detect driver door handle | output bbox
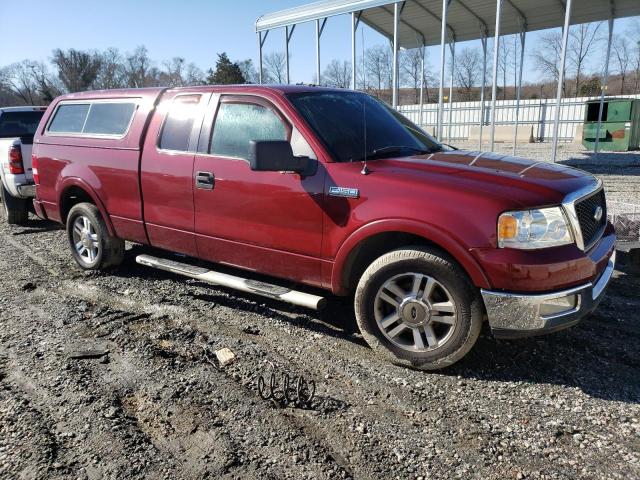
[195,171,215,190]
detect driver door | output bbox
[192,94,325,287]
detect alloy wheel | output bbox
[374,272,457,352]
[72,215,101,264]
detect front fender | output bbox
[331,218,491,294]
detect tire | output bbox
[66,202,124,270]
[1,184,29,225]
[354,247,483,370]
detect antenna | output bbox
[361,27,370,175]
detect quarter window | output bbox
[211,102,287,160]
[47,101,137,136]
[83,103,136,135]
[48,104,90,133]
[159,95,201,152]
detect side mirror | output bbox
[249,140,313,175]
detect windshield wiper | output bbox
[350,145,434,162]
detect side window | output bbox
[211,102,287,160]
[48,104,90,133]
[83,103,136,135]
[47,101,137,136]
[159,95,202,152]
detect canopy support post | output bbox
[437,0,451,141]
[489,0,504,152]
[448,41,456,141]
[513,28,527,155]
[315,18,327,85]
[285,25,295,84]
[419,45,425,127]
[258,30,269,84]
[351,12,362,90]
[479,34,487,150]
[550,0,573,163]
[595,15,614,153]
[392,2,401,107]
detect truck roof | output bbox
[51,84,348,103]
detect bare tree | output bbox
[264,52,286,84]
[531,31,565,95]
[532,23,603,97]
[497,38,513,99]
[124,46,158,88]
[51,48,102,92]
[161,57,187,87]
[568,22,602,97]
[183,63,205,86]
[401,47,428,103]
[0,60,60,104]
[612,36,631,94]
[633,42,640,94]
[454,47,482,101]
[365,45,392,100]
[237,59,259,84]
[322,59,351,89]
[94,48,126,90]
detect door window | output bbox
[159,95,202,152]
[210,102,287,160]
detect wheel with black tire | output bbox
[354,247,484,370]
[66,202,124,270]
[1,184,29,225]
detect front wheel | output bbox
[354,247,483,370]
[66,202,124,270]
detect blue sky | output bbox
[0,0,637,85]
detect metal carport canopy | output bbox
[255,0,640,48]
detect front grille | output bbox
[574,189,607,248]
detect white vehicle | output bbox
[0,106,47,224]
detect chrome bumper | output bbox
[16,184,36,197]
[481,251,616,339]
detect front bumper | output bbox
[482,250,615,339]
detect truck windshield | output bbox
[286,91,442,162]
[0,111,44,137]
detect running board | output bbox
[135,254,326,311]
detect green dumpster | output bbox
[582,98,640,151]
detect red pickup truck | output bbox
[32,85,615,369]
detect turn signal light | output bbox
[498,214,518,240]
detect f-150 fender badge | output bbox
[329,186,360,199]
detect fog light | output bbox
[539,294,578,318]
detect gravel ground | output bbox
[1,146,639,479]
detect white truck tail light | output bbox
[8,144,24,174]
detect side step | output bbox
[136,254,326,311]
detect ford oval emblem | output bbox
[593,206,603,222]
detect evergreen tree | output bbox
[206,53,246,85]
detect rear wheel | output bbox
[66,202,124,270]
[354,247,483,370]
[1,184,29,225]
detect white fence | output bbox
[398,94,640,143]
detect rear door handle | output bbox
[195,171,214,190]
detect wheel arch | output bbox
[331,219,491,295]
[58,178,116,236]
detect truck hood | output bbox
[368,150,598,208]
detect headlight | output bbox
[498,207,573,249]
